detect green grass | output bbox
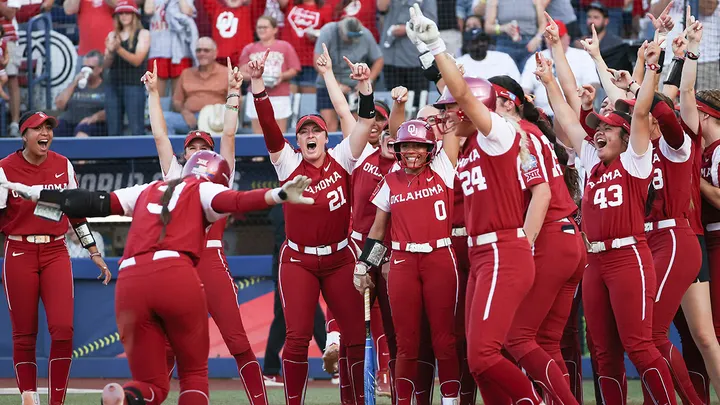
[0,380,661,404]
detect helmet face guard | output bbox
[181,150,232,186]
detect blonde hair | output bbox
[504,115,533,170]
[113,13,143,47]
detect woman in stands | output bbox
[251,49,375,405]
[409,7,552,401]
[2,152,312,405]
[537,33,678,403]
[143,59,270,404]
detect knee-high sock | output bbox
[235,350,268,405]
[49,339,73,405]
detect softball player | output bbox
[143,60,269,404]
[488,75,584,405]
[3,151,313,405]
[252,49,375,405]
[354,119,461,405]
[408,10,552,401]
[0,111,110,405]
[537,41,678,403]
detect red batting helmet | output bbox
[393,120,436,168]
[434,76,497,111]
[181,150,232,186]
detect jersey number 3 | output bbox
[147,183,187,214]
[593,185,623,209]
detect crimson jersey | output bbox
[113,178,230,264]
[522,120,578,222]
[701,137,720,228]
[351,146,396,235]
[272,138,357,246]
[682,120,704,235]
[457,113,547,237]
[452,174,464,228]
[0,151,82,236]
[644,134,694,224]
[372,149,455,244]
[202,0,260,61]
[580,140,653,242]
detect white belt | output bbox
[206,239,222,248]
[587,236,637,254]
[706,222,720,232]
[8,235,64,244]
[287,239,349,256]
[644,219,681,232]
[351,231,364,241]
[468,228,526,247]
[391,237,451,253]
[556,218,571,223]
[119,250,181,270]
[451,227,467,237]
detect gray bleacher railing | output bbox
[26,12,53,112]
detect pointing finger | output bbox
[591,24,598,39]
[343,56,355,69]
[661,0,673,18]
[227,56,232,70]
[262,48,270,64]
[322,43,329,56]
[153,59,157,76]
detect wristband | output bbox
[646,63,661,71]
[494,24,500,35]
[427,38,447,56]
[226,93,240,100]
[421,61,442,86]
[73,222,97,249]
[225,104,239,111]
[358,92,376,119]
[253,90,268,99]
[626,80,637,91]
[663,57,684,87]
[271,187,288,203]
[657,50,665,73]
[90,252,102,258]
[686,50,700,60]
[418,51,435,70]
[359,238,387,267]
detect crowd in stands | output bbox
[0,0,718,136]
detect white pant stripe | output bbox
[631,245,647,321]
[655,229,677,303]
[483,243,500,321]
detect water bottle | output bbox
[78,66,93,89]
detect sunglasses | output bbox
[196,48,213,53]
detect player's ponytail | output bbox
[158,178,183,243]
[505,115,533,170]
[554,143,582,206]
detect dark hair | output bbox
[297,0,324,7]
[645,184,656,217]
[697,89,720,111]
[655,91,674,111]
[553,143,582,205]
[158,178,183,243]
[375,100,390,118]
[257,15,278,28]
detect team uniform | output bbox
[101,173,275,405]
[458,113,545,402]
[642,102,703,405]
[579,128,678,405]
[504,121,585,405]
[256,95,365,405]
[371,148,460,404]
[161,155,267,404]
[0,150,85,405]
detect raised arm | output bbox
[221,57,243,172]
[580,24,626,104]
[631,41,661,155]
[141,61,175,175]
[344,57,375,159]
[544,12,581,115]
[535,53,585,153]
[389,86,408,137]
[250,49,285,163]
[442,119,460,166]
[680,6,703,135]
[315,43,355,138]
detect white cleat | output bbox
[441,397,459,405]
[102,383,125,405]
[21,391,40,405]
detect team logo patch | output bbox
[407,124,417,135]
[524,168,541,183]
[287,7,320,38]
[520,154,538,172]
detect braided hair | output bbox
[157,178,183,243]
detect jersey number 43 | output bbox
[593,184,623,209]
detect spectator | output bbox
[15,0,52,23]
[582,2,632,71]
[264,0,286,29]
[145,0,197,97]
[437,0,461,56]
[55,51,107,138]
[1,0,20,137]
[201,0,262,64]
[239,16,300,134]
[63,0,115,67]
[456,25,520,81]
[327,0,380,41]
[166,37,229,133]
[313,16,383,131]
[378,0,437,99]
[66,228,106,258]
[545,0,582,40]
[0,26,9,102]
[578,0,626,36]
[484,0,547,69]
[457,0,474,31]
[103,0,150,136]
[520,19,599,116]
[281,0,330,93]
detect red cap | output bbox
[697,96,720,120]
[614,98,636,113]
[585,111,632,133]
[184,130,215,149]
[375,103,389,121]
[296,115,328,133]
[549,20,568,37]
[492,84,522,107]
[114,0,140,14]
[20,111,58,134]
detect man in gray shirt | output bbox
[378,0,437,98]
[314,17,384,132]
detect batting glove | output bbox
[0,180,42,202]
[405,23,430,54]
[353,262,375,293]
[272,175,314,205]
[408,4,446,55]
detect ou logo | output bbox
[216,11,239,38]
[407,124,417,135]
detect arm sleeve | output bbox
[652,99,684,150]
[580,108,595,137]
[681,118,702,143]
[206,185,271,220]
[255,93,287,153]
[67,160,89,227]
[371,180,391,213]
